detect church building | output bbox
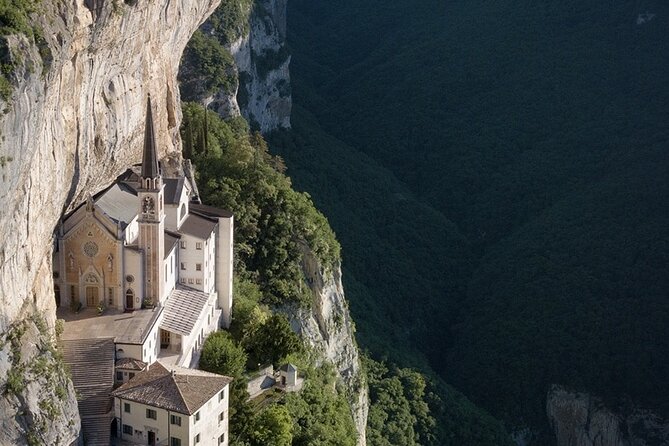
[53,96,234,369]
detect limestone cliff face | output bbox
[230,0,291,132]
[547,386,669,446]
[284,246,368,446]
[0,0,218,443]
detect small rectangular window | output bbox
[129,372,135,379]
[124,403,131,413]
[196,278,202,285]
[170,438,182,446]
[123,424,133,435]
[180,277,186,284]
[146,408,157,420]
[170,414,181,426]
[180,262,186,270]
[194,433,200,444]
[219,433,225,444]
[180,241,186,249]
[116,371,123,381]
[188,278,194,284]
[196,242,202,250]
[196,263,202,271]
[219,411,224,423]
[219,389,225,401]
[195,411,200,422]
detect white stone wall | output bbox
[178,233,209,291]
[114,385,229,445]
[163,247,178,299]
[124,247,144,308]
[215,217,234,328]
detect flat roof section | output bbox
[58,307,163,345]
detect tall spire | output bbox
[141,95,160,179]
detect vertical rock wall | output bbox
[230,0,292,132]
[547,386,669,446]
[286,246,369,446]
[0,0,219,443]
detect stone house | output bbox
[111,363,231,446]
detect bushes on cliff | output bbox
[283,364,358,446]
[0,0,38,37]
[181,102,340,307]
[179,31,237,100]
[206,0,253,46]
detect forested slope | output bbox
[280,0,669,441]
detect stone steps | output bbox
[60,338,115,445]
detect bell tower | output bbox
[137,95,165,306]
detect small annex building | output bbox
[111,362,232,446]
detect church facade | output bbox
[53,97,234,369]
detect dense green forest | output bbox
[180,100,512,444]
[277,0,669,441]
[181,104,358,445]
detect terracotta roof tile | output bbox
[115,358,147,371]
[111,362,231,415]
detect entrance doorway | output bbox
[85,286,99,307]
[54,285,60,307]
[148,431,156,446]
[160,329,170,349]
[126,289,134,310]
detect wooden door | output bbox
[126,290,134,309]
[86,287,98,307]
[148,431,155,446]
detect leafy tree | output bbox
[244,313,302,366]
[200,331,247,378]
[248,405,293,446]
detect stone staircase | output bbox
[60,338,115,446]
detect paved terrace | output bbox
[57,307,162,344]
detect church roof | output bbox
[189,203,233,219]
[163,177,188,205]
[111,362,231,415]
[178,214,217,239]
[95,183,138,228]
[160,288,211,337]
[141,96,160,179]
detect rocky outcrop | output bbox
[0,0,218,443]
[547,386,669,446]
[286,246,369,446]
[231,0,291,132]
